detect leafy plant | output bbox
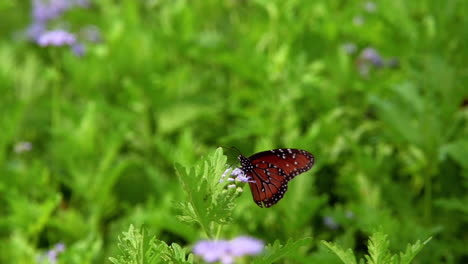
[322,232,432,264]
[109,225,193,264]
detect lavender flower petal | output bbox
[37,30,76,46]
[193,240,230,263]
[361,47,384,67]
[55,243,66,252]
[229,236,264,256]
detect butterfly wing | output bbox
[243,149,315,207]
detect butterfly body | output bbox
[238,148,315,208]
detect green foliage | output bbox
[253,238,313,264]
[1,0,466,263]
[175,148,241,238]
[109,225,193,264]
[322,232,432,264]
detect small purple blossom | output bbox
[194,240,231,263]
[32,0,89,22]
[364,1,377,13]
[235,174,254,183]
[193,236,264,264]
[32,0,68,22]
[229,236,265,256]
[360,47,384,67]
[220,167,254,184]
[80,25,101,43]
[14,141,32,153]
[37,30,76,46]
[342,42,357,55]
[23,0,99,57]
[55,243,65,252]
[345,210,355,219]
[231,168,243,176]
[71,43,86,56]
[323,216,339,230]
[38,243,66,264]
[353,15,364,26]
[26,22,46,40]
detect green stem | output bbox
[215,224,222,240]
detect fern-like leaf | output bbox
[321,240,357,264]
[253,238,312,264]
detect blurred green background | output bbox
[0,0,467,263]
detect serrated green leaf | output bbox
[175,148,240,237]
[322,240,357,264]
[253,238,312,264]
[398,237,432,264]
[365,232,391,264]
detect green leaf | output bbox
[366,232,392,264]
[322,233,431,264]
[441,139,468,169]
[109,225,193,264]
[253,238,312,264]
[175,148,241,237]
[398,237,432,264]
[321,241,357,264]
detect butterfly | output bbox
[238,148,315,207]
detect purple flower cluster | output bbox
[37,243,65,264]
[37,30,76,46]
[26,0,100,56]
[341,43,399,77]
[220,167,254,188]
[193,236,264,264]
[356,47,399,77]
[14,141,33,154]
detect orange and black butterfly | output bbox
[238,149,315,208]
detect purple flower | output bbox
[345,210,355,219]
[47,250,58,263]
[232,169,254,183]
[360,47,384,67]
[193,236,264,264]
[220,167,254,184]
[37,30,76,46]
[80,25,101,43]
[364,1,377,13]
[38,243,66,264]
[32,0,69,22]
[14,141,32,154]
[229,236,265,256]
[26,22,46,40]
[194,240,231,263]
[323,216,339,230]
[342,42,357,55]
[55,243,65,252]
[353,15,364,26]
[71,43,86,56]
